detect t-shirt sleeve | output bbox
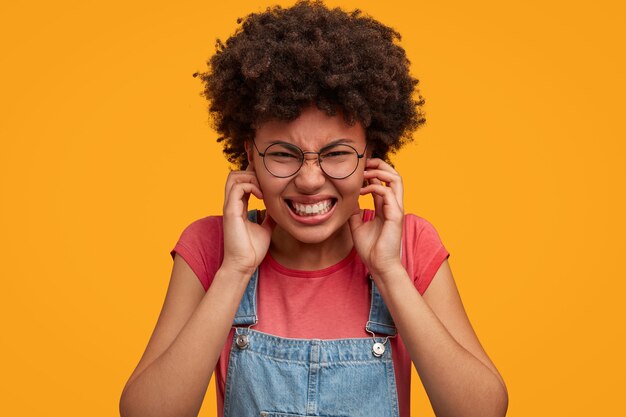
[169,216,224,291]
[403,214,450,295]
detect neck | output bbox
[269,223,355,271]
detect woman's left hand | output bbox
[349,158,404,277]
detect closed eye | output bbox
[267,152,300,159]
[322,151,352,158]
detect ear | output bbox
[365,142,373,159]
[244,141,254,167]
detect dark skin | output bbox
[120,107,508,417]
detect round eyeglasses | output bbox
[252,141,367,179]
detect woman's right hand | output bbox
[221,164,274,276]
[120,163,273,417]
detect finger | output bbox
[225,170,260,188]
[363,169,403,210]
[364,177,385,214]
[241,191,251,218]
[364,159,401,188]
[225,171,261,203]
[363,169,401,185]
[361,183,399,200]
[223,182,264,217]
[360,183,403,221]
[365,158,399,174]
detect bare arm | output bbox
[119,255,253,417]
[120,166,273,417]
[350,158,507,417]
[374,260,508,417]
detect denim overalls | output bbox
[222,211,400,417]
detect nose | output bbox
[293,154,325,192]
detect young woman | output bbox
[120,2,508,417]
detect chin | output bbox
[287,226,339,244]
[271,209,349,245]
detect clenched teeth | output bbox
[290,199,334,216]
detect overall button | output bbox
[236,334,249,349]
[372,342,385,357]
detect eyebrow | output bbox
[266,138,355,147]
[324,138,355,146]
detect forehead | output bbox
[254,106,365,149]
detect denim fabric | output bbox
[223,330,399,417]
[223,210,400,417]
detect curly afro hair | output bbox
[195,0,425,169]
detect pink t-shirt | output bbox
[170,210,449,417]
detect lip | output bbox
[283,197,338,225]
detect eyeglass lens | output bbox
[262,143,361,179]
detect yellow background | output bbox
[1,0,624,415]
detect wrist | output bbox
[217,261,257,283]
[369,261,407,285]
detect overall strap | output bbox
[232,209,399,336]
[365,243,401,336]
[232,210,260,327]
[365,278,397,336]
